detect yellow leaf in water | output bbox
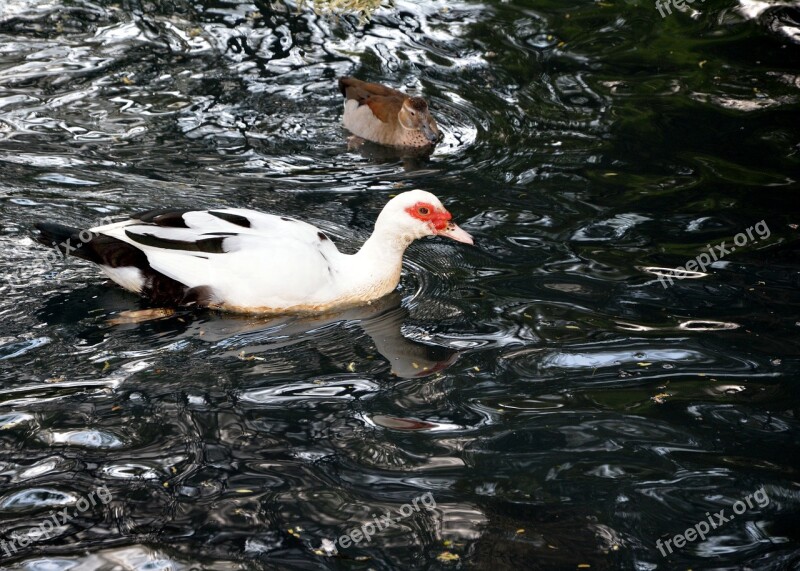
[637,362,652,367]
[651,393,671,404]
[516,528,525,534]
[437,552,460,562]
[347,362,356,372]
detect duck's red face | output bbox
[405,201,473,244]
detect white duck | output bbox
[34,190,474,314]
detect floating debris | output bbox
[299,0,384,22]
[316,538,337,556]
[651,393,671,404]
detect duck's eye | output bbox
[418,206,430,216]
[409,111,416,116]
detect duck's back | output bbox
[91,209,344,311]
[338,77,406,145]
[338,76,405,101]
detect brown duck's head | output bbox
[398,96,440,145]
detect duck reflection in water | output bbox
[189,292,458,378]
[39,289,458,379]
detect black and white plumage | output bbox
[34,190,474,314]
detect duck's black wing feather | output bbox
[34,221,212,306]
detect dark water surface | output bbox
[1,0,800,568]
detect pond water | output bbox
[1,0,799,569]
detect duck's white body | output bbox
[35,190,473,314]
[343,99,396,146]
[92,209,404,313]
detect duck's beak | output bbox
[420,121,439,145]
[439,222,474,245]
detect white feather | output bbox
[100,265,145,293]
[343,99,393,145]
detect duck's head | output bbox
[398,97,440,145]
[376,190,473,246]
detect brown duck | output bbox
[338,77,440,148]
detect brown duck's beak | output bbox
[420,121,439,145]
[439,222,474,245]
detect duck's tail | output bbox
[34,221,215,307]
[338,76,354,98]
[34,222,98,262]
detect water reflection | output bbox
[38,287,458,379]
[1,0,800,568]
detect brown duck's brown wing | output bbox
[338,77,404,123]
[339,76,404,98]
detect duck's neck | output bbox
[340,224,409,301]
